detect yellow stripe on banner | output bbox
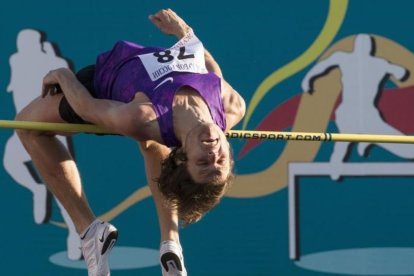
[242,0,348,129]
[2,120,414,144]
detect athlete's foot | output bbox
[81,220,118,276]
[160,240,187,276]
[32,184,51,224]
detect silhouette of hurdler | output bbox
[302,33,411,180]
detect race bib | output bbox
[138,30,208,81]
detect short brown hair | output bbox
[157,147,234,226]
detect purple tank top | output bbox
[93,40,226,147]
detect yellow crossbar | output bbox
[1,120,414,144]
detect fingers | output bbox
[42,83,57,98]
[149,8,176,25]
[42,71,53,97]
[42,84,63,98]
[148,14,162,28]
[41,69,62,98]
[149,8,189,38]
[152,8,173,18]
[148,13,160,24]
[41,84,52,98]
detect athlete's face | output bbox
[184,123,231,183]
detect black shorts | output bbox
[58,65,96,124]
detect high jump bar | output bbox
[1,120,414,144]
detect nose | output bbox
[207,151,217,162]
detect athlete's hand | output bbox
[42,68,72,98]
[149,9,191,39]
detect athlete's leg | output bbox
[16,93,95,233]
[17,90,118,276]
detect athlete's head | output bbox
[157,123,234,225]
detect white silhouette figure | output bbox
[4,29,81,260]
[302,34,411,180]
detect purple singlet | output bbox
[93,40,226,147]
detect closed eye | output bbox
[196,159,209,166]
[217,157,226,165]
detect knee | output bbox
[15,105,32,121]
[15,127,34,144]
[14,106,49,140]
[15,109,32,137]
[14,112,30,141]
[14,114,46,143]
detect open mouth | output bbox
[198,124,222,146]
[201,138,219,146]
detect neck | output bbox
[173,89,213,144]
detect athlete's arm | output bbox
[192,25,244,128]
[138,141,180,238]
[203,47,245,128]
[42,68,151,139]
[149,9,220,73]
[149,9,245,128]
